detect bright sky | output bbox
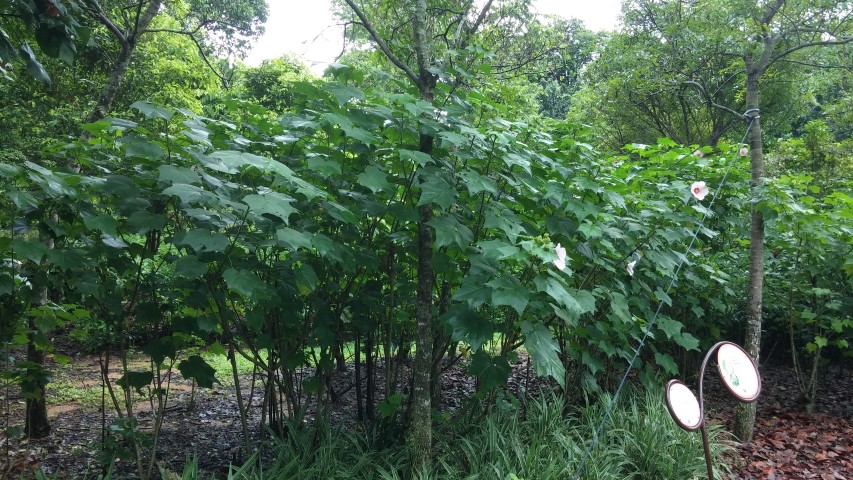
[245,0,623,70]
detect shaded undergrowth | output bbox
[104,386,732,480]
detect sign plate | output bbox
[665,380,702,431]
[716,343,760,402]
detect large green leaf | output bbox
[131,100,173,120]
[120,135,164,159]
[486,275,530,315]
[458,169,499,196]
[521,321,565,388]
[116,371,154,395]
[608,292,633,324]
[452,276,492,308]
[484,205,525,241]
[357,165,391,193]
[178,355,218,388]
[162,184,216,204]
[243,192,296,223]
[324,201,359,224]
[12,238,49,263]
[180,228,230,252]
[654,351,678,375]
[159,165,201,185]
[399,149,433,167]
[174,255,208,279]
[655,315,683,340]
[103,175,140,198]
[418,174,456,210]
[83,214,118,236]
[534,275,595,322]
[444,305,493,352]
[19,43,50,84]
[143,337,176,367]
[223,268,269,301]
[468,350,511,393]
[306,156,342,176]
[341,124,378,145]
[294,264,318,296]
[8,191,39,209]
[125,211,167,234]
[323,83,365,107]
[427,214,473,249]
[276,227,312,251]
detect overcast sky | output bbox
[245,0,623,69]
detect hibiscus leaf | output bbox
[418,174,456,210]
[468,350,511,393]
[178,355,218,388]
[522,321,565,388]
[444,305,493,352]
[357,165,391,193]
[428,214,473,249]
[486,275,530,315]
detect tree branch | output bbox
[466,0,495,37]
[685,80,745,120]
[186,34,230,88]
[143,20,215,36]
[774,57,853,70]
[82,0,127,44]
[760,0,785,28]
[342,0,420,86]
[768,36,853,69]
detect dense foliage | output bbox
[0,0,850,478]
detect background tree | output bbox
[80,0,268,122]
[238,54,313,112]
[627,0,853,440]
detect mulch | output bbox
[709,364,853,479]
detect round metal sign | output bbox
[665,380,702,431]
[716,342,761,402]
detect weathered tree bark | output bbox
[411,199,435,471]
[734,63,764,442]
[408,0,438,472]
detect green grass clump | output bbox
[218,386,731,480]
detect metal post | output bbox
[697,342,721,480]
[700,423,714,479]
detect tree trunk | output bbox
[408,0,437,471]
[25,230,54,439]
[410,137,435,473]
[365,329,375,421]
[355,330,363,421]
[25,317,50,439]
[734,64,764,442]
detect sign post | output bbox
[665,341,761,479]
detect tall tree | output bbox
[340,0,499,470]
[80,0,268,122]
[728,0,851,441]
[612,0,852,441]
